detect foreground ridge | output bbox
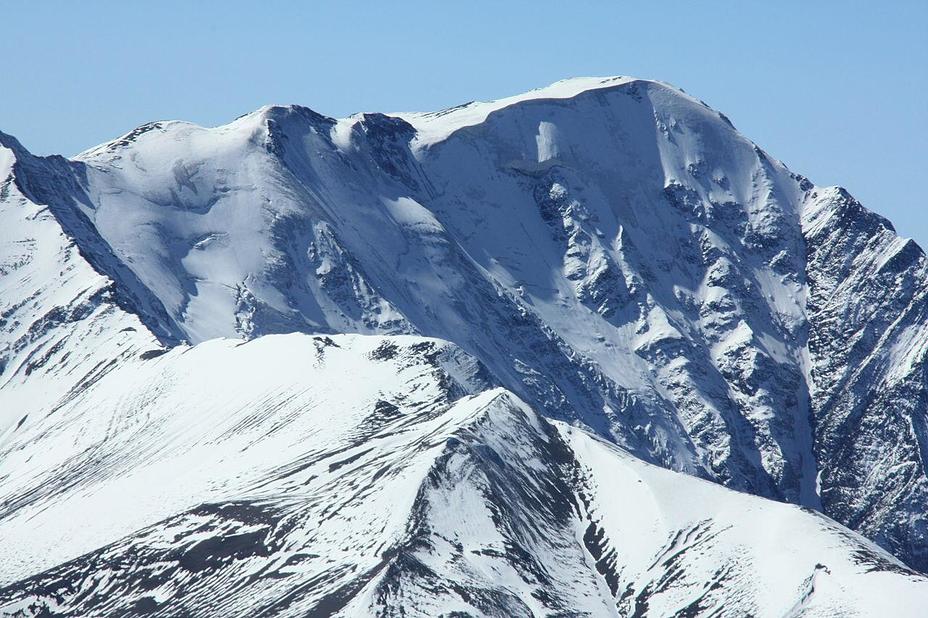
[1,334,924,616]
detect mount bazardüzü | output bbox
[1,76,926,616]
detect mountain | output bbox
[1,76,926,614]
[0,334,924,616]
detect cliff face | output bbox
[803,187,928,571]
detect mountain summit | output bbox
[2,77,927,615]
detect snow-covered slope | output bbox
[66,77,815,493]
[0,133,163,439]
[1,75,927,609]
[0,333,924,617]
[802,187,928,571]
[36,76,922,570]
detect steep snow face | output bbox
[1,333,925,617]
[71,111,367,343]
[410,79,814,506]
[0,333,491,587]
[69,79,817,506]
[3,76,927,574]
[802,187,928,574]
[67,78,818,506]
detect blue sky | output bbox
[3,1,926,244]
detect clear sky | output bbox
[3,1,926,244]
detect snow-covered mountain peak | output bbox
[72,76,733,168]
[3,76,928,612]
[73,103,341,167]
[803,184,903,240]
[392,76,635,145]
[393,75,742,153]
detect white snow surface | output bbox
[394,76,638,148]
[62,75,819,502]
[2,76,928,613]
[0,329,924,616]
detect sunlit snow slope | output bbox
[0,332,924,616]
[1,76,927,613]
